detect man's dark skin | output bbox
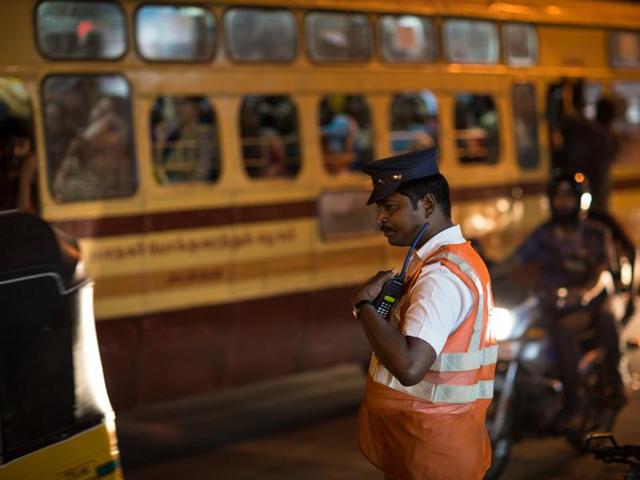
[351,190,453,387]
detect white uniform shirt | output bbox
[399,225,473,355]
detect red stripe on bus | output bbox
[49,178,640,238]
[50,200,317,238]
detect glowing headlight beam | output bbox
[491,307,516,342]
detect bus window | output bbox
[42,75,138,202]
[240,96,300,179]
[454,94,500,165]
[379,15,437,63]
[610,31,640,68]
[503,23,537,66]
[225,8,296,62]
[318,190,378,240]
[36,1,126,60]
[319,95,373,175]
[0,78,38,214]
[390,92,439,154]
[612,81,640,165]
[512,84,539,169]
[150,96,220,184]
[305,12,372,62]
[443,19,499,64]
[136,5,216,61]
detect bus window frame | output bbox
[501,22,538,67]
[222,5,299,64]
[133,2,218,64]
[40,72,140,204]
[442,17,500,65]
[377,13,439,65]
[34,0,129,62]
[304,9,374,65]
[608,29,640,69]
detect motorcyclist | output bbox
[493,173,626,428]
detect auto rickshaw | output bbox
[0,211,122,479]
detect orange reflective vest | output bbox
[358,242,497,480]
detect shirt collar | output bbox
[414,225,466,260]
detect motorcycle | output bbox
[484,277,624,480]
[587,433,640,480]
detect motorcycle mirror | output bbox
[585,432,618,452]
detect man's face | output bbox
[550,182,580,223]
[375,192,426,246]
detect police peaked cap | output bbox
[362,147,440,205]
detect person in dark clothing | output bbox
[586,97,620,211]
[493,173,626,426]
[0,115,38,213]
[551,80,601,177]
[587,97,636,322]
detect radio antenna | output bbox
[398,223,429,280]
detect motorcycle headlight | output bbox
[491,307,516,342]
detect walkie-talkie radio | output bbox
[372,223,429,319]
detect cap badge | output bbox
[376,173,403,185]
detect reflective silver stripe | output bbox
[431,344,498,372]
[371,361,496,403]
[477,380,495,399]
[368,249,496,403]
[372,367,495,403]
[435,252,485,352]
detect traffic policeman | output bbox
[352,147,497,479]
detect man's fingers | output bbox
[377,270,396,281]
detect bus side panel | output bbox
[94,285,369,409]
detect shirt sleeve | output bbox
[401,263,473,356]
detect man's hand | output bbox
[351,270,396,308]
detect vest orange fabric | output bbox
[358,241,497,480]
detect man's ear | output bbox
[422,193,436,218]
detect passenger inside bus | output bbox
[240,96,299,179]
[0,114,38,213]
[454,94,499,164]
[319,95,373,174]
[319,96,358,175]
[344,95,374,169]
[390,95,435,154]
[151,96,219,184]
[52,95,135,201]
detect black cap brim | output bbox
[366,182,400,205]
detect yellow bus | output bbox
[1,0,639,415]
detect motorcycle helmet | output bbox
[547,172,591,224]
